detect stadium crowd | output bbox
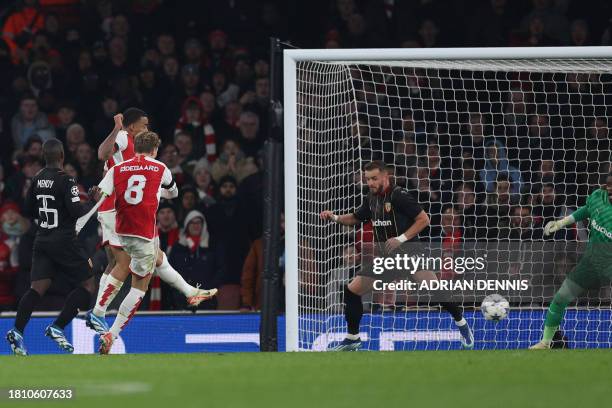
[0,0,611,311]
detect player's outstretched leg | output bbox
[46,281,94,353]
[154,250,217,306]
[6,281,49,356]
[439,302,474,349]
[530,278,583,350]
[330,284,364,351]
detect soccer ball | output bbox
[481,294,509,321]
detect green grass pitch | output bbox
[1,350,611,408]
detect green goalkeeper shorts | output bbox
[568,251,612,289]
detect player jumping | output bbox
[86,108,214,334]
[6,139,96,355]
[93,132,203,354]
[531,174,612,349]
[320,161,474,351]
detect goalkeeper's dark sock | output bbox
[14,289,41,334]
[54,287,92,329]
[439,302,463,322]
[344,285,363,338]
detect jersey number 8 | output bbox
[124,175,147,205]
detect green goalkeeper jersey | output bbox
[572,189,612,243]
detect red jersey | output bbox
[99,155,175,241]
[99,130,135,213]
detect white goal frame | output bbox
[283,46,612,352]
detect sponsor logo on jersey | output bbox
[384,202,392,213]
[591,219,612,240]
[71,186,79,196]
[37,179,54,188]
[373,219,392,227]
[119,164,159,173]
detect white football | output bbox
[481,294,509,321]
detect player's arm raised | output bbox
[98,114,124,161]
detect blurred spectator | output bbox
[5,155,42,206]
[192,160,216,209]
[241,213,285,311]
[157,199,179,254]
[177,185,199,226]
[215,100,242,140]
[53,101,77,143]
[74,142,99,188]
[461,113,488,169]
[211,139,258,183]
[168,210,216,310]
[174,131,194,169]
[2,0,45,65]
[92,95,118,145]
[485,175,514,239]
[417,19,440,48]
[0,165,5,205]
[11,94,55,149]
[175,97,217,162]
[211,70,240,108]
[468,0,519,46]
[21,135,43,161]
[512,15,559,46]
[159,143,188,187]
[183,38,204,69]
[569,19,592,46]
[0,231,17,309]
[453,182,485,239]
[65,123,85,162]
[237,111,262,158]
[0,202,29,265]
[519,0,569,44]
[207,175,250,310]
[206,30,233,75]
[508,205,543,240]
[240,235,263,311]
[480,140,522,195]
[156,33,175,58]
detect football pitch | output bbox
[0,350,611,408]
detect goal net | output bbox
[284,47,612,351]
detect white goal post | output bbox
[284,46,612,352]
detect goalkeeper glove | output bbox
[543,215,575,236]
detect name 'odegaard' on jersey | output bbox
[119,164,160,173]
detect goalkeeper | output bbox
[320,161,473,351]
[531,174,612,349]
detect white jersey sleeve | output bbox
[115,130,129,151]
[160,165,178,199]
[98,167,115,197]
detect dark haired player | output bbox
[87,108,212,334]
[6,139,95,355]
[320,161,474,351]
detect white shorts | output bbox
[118,235,159,277]
[98,211,122,248]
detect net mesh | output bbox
[294,57,612,351]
